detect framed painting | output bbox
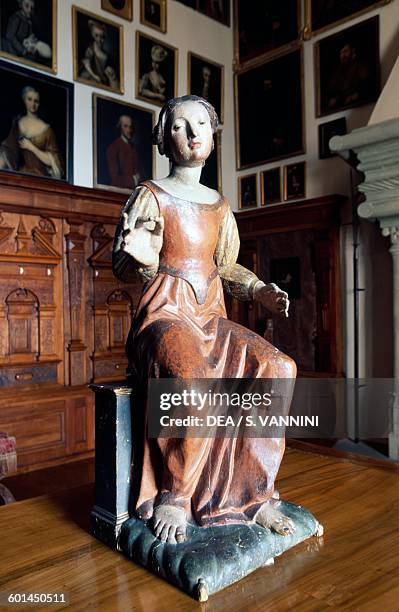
[261,167,281,205]
[101,0,133,21]
[234,0,301,67]
[141,0,167,33]
[136,31,178,106]
[283,161,306,201]
[188,52,224,123]
[200,130,222,192]
[238,173,258,209]
[0,0,57,73]
[93,94,154,194]
[197,0,230,26]
[319,117,347,159]
[174,0,196,7]
[235,47,305,169]
[306,0,391,36]
[72,6,124,94]
[315,16,380,117]
[0,59,73,183]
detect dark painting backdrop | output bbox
[0,0,54,69]
[236,48,304,168]
[95,96,153,190]
[0,61,73,182]
[236,0,300,64]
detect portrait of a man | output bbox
[0,0,56,72]
[198,0,230,25]
[316,16,380,116]
[93,94,154,193]
[188,53,224,122]
[106,115,141,190]
[141,0,166,32]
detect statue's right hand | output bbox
[121,212,164,268]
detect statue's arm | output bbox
[112,186,160,283]
[215,206,265,301]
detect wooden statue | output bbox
[109,95,322,599]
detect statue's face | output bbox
[168,101,213,166]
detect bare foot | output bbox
[255,501,296,536]
[153,504,187,544]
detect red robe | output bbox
[106,137,140,189]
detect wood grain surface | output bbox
[0,448,398,611]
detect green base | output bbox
[118,501,320,601]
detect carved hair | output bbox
[21,85,39,101]
[153,95,219,157]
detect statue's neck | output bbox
[169,164,202,187]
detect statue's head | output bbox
[153,95,219,167]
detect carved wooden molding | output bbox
[65,220,87,385]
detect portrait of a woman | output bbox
[0,85,63,179]
[137,33,177,106]
[74,8,123,93]
[113,95,297,545]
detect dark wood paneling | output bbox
[0,174,141,471]
[234,195,345,376]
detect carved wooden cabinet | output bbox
[232,195,345,377]
[0,174,139,471]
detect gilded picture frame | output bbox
[101,0,133,22]
[233,0,302,69]
[0,0,57,74]
[93,93,155,194]
[314,16,380,117]
[238,173,258,209]
[0,58,74,184]
[140,0,167,33]
[304,0,391,37]
[188,52,224,124]
[136,31,178,107]
[72,6,124,95]
[261,167,281,205]
[234,46,305,170]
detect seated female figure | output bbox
[113,96,297,545]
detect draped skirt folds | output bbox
[128,272,297,526]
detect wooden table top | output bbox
[1,448,398,611]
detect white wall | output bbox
[53,0,235,203]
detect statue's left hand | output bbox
[253,283,289,317]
